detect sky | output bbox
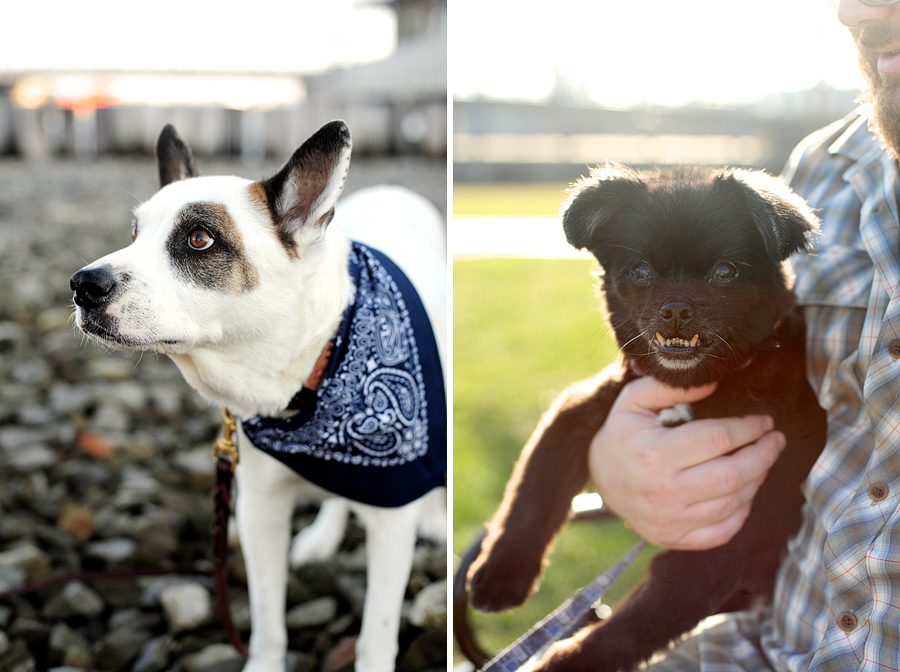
[0,0,396,75]
[0,1,864,109]
[450,0,864,107]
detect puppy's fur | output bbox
[466,164,826,672]
[71,121,446,672]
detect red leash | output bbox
[211,407,248,655]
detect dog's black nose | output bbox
[71,267,117,309]
[659,301,693,325]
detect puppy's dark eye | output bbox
[630,262,653,281]
[712,262,738,281]
[188,229,214,251]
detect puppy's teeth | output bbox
[656,332,665,345]
[690,335,699,347]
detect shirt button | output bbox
[838,611,858,632]
[870,482,889,502]
[889,339,900,358]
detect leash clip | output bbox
[212,407,239,471]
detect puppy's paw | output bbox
[532,638,590,672]
[533,625,635,672]
[466,549,542,612]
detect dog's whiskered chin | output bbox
[78,318,181,352]
[655,355,702,371]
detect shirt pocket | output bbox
[793,244,872,310]
[792,244,873,417]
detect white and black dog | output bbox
[71,121,447,672]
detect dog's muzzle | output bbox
[71,267,117,310]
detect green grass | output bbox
[453,257,656,659]
[453,183,571,217]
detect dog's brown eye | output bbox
[188,229,214,250]
[630,263,653,281]
[713,262,738,281]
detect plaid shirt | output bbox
[692,109,900,670]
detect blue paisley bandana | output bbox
[241,243,446,507]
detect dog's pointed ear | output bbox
[718,170,819,261]
[561,163,647,263]
[256,120,352,237]
[156,125,198,188]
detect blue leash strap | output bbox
[480,540,647,672]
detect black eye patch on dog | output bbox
[166,202,260,293]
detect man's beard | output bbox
[857,23,900,159]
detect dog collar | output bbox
[285,339,336,410]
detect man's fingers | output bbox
[672,504,753,551]
[673,429,785,493]
[668,417,781,467]
[616,377,718,416]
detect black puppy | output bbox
[466,164,827,672]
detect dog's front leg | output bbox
[235,429,299,672]
[351,499,421,672]
[468,368,629,613]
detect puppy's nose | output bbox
[659,301,693,325]
[71,267,117,309]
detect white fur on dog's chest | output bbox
[657,402,693,427]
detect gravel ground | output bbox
[0,154,448,672]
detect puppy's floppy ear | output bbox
[562,163,647,262]
[156,125,198,188]
[256,120,352,237]
[718,169,819,261]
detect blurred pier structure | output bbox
[0,0,446,161]
[455,83,860,182]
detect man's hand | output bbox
[589,377,786,550]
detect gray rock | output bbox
[285,596,339,630]
[148,385,182,415]
[0,543,51,579]
[107,607,162,631]
[90,400,131,433]
[0,322,26,345]
[93,627,153,671]
[12,358,53,387]
[85,537,137,564]
[131,510,180,563]
[182,643,242,672]
[100,381,148,410]
[408,579,447,628]
[16,404,56,425]
[88,357,138,381]
[43,581,105,619]
[336,574,367,616]
[158,582,212,632]
[5,444,57,471]
[0,426,55,451]
[0,639,36,672]
[48,383,95,415]
[172,447,216,491]
[48,622,93,669]
[131,635,174,672]
[0,566,25,591]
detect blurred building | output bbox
[0,0,447,160]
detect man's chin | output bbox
[871,86,900,159]
[859,53,900,158]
